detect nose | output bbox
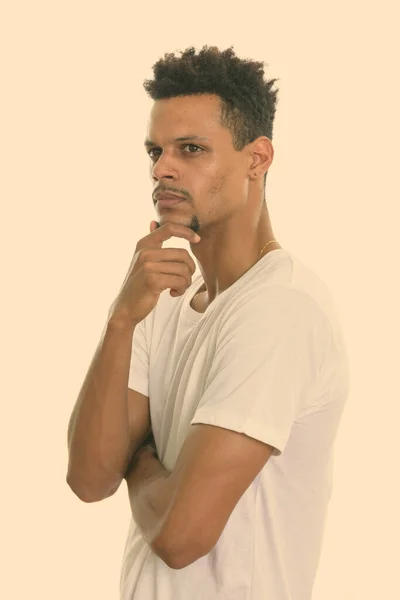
[151,153,177,182]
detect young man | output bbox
[67,46,350,599]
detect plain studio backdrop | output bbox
[1,2,399,599]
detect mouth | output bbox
[155,192,185,200]
[155,192,186,208]
[156,197,185,208]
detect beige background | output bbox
[1,1,399,598]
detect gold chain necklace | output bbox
[194,239,278,306]
[259,239,278,260]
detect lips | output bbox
[157,197,184,208]
[155,193,185,202]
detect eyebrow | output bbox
[144,135,210,147]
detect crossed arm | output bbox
[124,422,275,570]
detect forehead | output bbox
[147,94,224,141]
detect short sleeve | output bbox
[127,318,149,397]
[190,286,330,456]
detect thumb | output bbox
[150,220,159,233]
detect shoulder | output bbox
[221,283,331,334]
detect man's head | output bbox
[143,45,280,235]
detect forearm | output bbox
[67,315,135,499]
[125,448,174,553]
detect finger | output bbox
[154,223,200,245]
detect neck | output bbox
[190,204,281,305]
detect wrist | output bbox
[107,297,140,328]
[107,311,137,332]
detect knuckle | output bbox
[143,261,152,272]
[140,249,153,263]
[146,271,156,286]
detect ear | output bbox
[248,136,274,178]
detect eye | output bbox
[147,148,160,158]
[182,144,203,153]
[147,144,203,159]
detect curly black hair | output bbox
[143,45,280,191]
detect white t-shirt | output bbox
[120,248,350,600]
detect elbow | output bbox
[156,546,207,571]
[151,540,186,570]
[66,480,99,503]
[66,472,120,503]
[152,533,208,570]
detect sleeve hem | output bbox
[190,410,285,456]
[127,380,149,398]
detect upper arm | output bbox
[154,423,275,567]
[127,387,151,457]
[126,318,151,455]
